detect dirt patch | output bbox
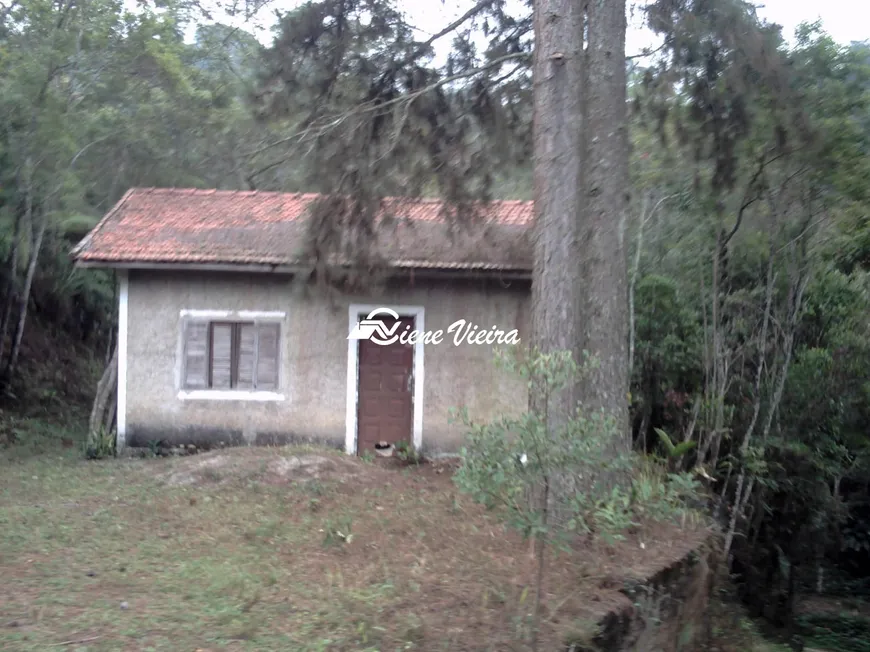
[161,448,363,486]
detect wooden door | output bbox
[356,315,414,455]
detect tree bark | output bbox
[530,0,585,413]
[530,0,586,523]
[580,0,630,450]
[89,343,118,439]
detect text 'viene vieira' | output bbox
[348,308,521,347]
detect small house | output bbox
[71,188,534,455]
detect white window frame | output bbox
[177,309,287,402]
[345,303,425,455]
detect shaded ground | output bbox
[797,595,870,619]
[0,445,716,651]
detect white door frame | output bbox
[345,303,425,455]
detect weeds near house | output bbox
[84,427,115,460]
[394,440,424,465]
[147,439,163,457]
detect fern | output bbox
[655,428,697,459]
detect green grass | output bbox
[0,439,785,652]
[2,444,582,651]
[0,413,87,459]
[1,448,394,650]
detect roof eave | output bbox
[73,259,532,280]
[74,260,305,274]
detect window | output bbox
[182,320,280,391]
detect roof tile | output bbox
[71,188,534,271]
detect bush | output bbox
[454,348,703,545]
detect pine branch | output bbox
[396,0,496,70]
[246,51,531,183]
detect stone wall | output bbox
[576,534,721,652]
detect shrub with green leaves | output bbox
[454,348,705,546]
[84,427,116,460]
[454,349,633,543]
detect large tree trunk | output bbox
[529,0,586,594]
[530,0,585,414]
[580,0,630,449]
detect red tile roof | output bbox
[71,188,534,272]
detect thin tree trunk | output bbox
[104,322,115,366]
[1,193,46,388]
[724,235,809,563]
[711,231,725,464]
[0,209,23,363]
[628,193,648,379]
[580,0,630,451]
[636,401,651,453]
[628,193,675,380]
[89,344,118,438]
[697,242,719,466]
[698,260,711,440]
[724,245,776,561]
[530,476,550,652]
[103,275,118,365]
[759,276,807,444]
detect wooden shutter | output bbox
[237,323,257,389]
[210,323,233,388]
[183,321,209,389]
[255,323,280,390]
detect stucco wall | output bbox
[123,270,530,453]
